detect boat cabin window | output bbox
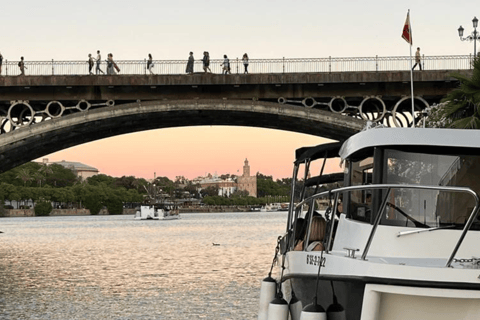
[380,149,480,230]
[348,157,373,222]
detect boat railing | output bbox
[293,184,480,268]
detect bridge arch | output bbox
[0,99,365,173]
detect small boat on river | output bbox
[259,127,480,320]
[134,204,180,220]
[134,176,180,221]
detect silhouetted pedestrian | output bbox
[0,52,3,75]
[412,47,422,70]
[202,52,211,73]
[88,54,94,75]
[221,55,231,74]
[106,53,117,75]
[242,53,249,74]
[18,57,26,76]
[186,52,194,74]
[147,53,154,74]
[96,50,104,74]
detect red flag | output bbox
[402,12,413,45]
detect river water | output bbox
[0,212,286,319]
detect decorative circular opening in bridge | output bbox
[302,97,316,108]
[76,100,91,111]
[278,97,287,104]
[329,97,347,113]
[391,96,429,127]
[7,101,35,127]
[46,101,64,118]
[106,100,115,107]
[359,97,386,122]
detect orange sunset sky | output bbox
[41,126,338,180]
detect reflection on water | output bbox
[0,212,285,319]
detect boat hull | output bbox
[282,251,480,320]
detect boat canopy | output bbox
[295,142,342,165]
[339,128,480,161]
[304,172,344,187]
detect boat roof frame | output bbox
[339,128,480,161]
[295,142,342,165]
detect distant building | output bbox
[43,158,99,180]
[196,173,237,197]
[237,158,257,197]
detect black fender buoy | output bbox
[267,296,289,320]
[326,296,346,320]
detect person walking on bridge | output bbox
[202,52,211,73]
[96,50,105,75]
[186,52,194,74]
[412,47,422,70]
[242,53,249,74]
[221,54,231,74]
[18,57,26,76]
[147,54,154,74]
[106,53,117,75]
[88,54,94,75]
[0,52,3,75]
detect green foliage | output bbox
[86,174,116,187]
[34,200,52,216]
[256,172,290,198]
[183,182,201,198]
[154,176,175,195]
[231,190,249,197]
[439,59,480,128]
[0,162,41,187]
[201,185,219,197]
[104,190,123,215]
[45,164,77,187]
[84,192,103,215]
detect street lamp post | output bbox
[458,16,480,58]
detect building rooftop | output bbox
[54,160,99,172]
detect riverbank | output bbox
[1,207,254,217]
[179,206,251,213]
[1,208,136,217]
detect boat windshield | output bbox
[380,149,480,230]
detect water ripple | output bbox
[0,212,285,319]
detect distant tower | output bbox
[237,158,257,197]
[243,158,250,177]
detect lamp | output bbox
[458,17,480,58]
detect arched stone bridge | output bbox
[0,67,470,172]
[0,99,365,174]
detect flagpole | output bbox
[408,10,415,127]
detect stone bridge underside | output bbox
[0,99,365,174]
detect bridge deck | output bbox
[0,70,469,102]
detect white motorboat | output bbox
[134,204,180,220]
[259,127,480,320]
[261,203,282,212]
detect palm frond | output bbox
[450,116,480,129]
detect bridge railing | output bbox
[1,55,474,76]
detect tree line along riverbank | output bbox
[0,162,292,217]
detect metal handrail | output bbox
[0,54,474,76]
[294,183,480,267]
